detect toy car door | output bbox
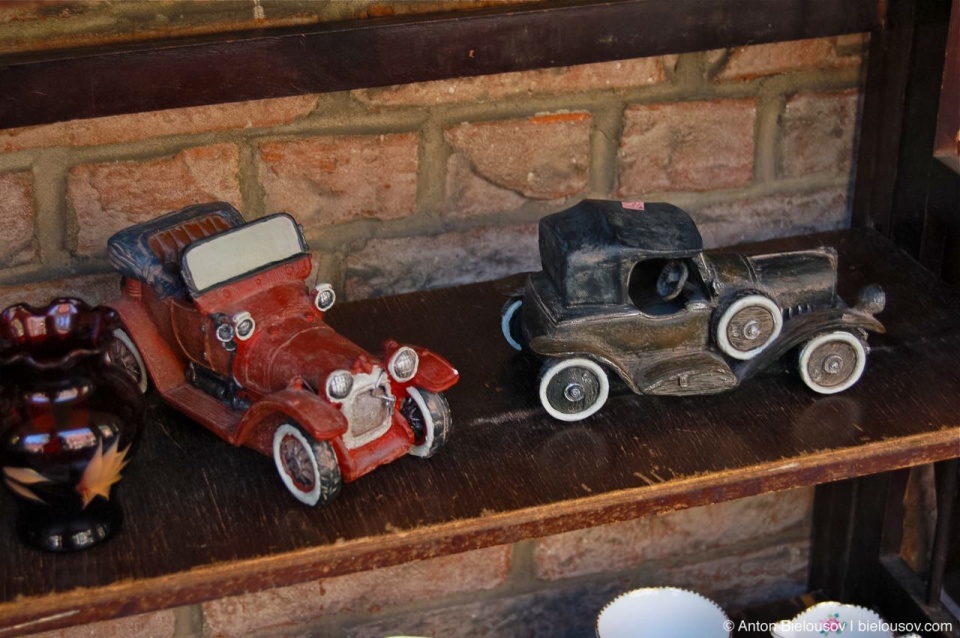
[622,257,736,394]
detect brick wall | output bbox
[0,35,865,310]
[2,11,865,637]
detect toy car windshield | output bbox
[180,213,307,295]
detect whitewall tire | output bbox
[798,331,866,395]
[538,357,610,422]
[715,294,782,360]
[272,423,342,506]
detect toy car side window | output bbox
[627,258,705,316]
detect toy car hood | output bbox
[235,314,379,395]
[193,276,376,395]
[709,249,839,310]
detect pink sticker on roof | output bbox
[622,201,645,210]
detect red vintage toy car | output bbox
[104,202,458,506]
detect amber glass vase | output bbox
[0,299,144,552]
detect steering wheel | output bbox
[656,260,689,301]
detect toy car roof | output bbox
[538,200,703,305]
[107,202,245,299]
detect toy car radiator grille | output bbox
[340,369,395,450]
[783,303,814,319]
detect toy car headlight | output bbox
[314,284,336,312]
[232,311,256,341]
[215,323,235,343]
[388,347,418,382]
[856,284,886,315]
[326,370,353,401]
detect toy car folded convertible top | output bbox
[501,199,885,421]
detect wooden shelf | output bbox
[1,228,958,636]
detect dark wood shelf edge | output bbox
[0,0,878,129]
[1,430,955,637]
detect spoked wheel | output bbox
[500,297,525,351]
[272,423,342,507]
[403,388,452,458]
[106,328,148,393]
[715,293,782,360]
[798,331,867,395]
[538,357,609,422]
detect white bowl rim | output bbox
[595,586,731,637]
[770,600,889,638]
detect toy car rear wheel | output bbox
[403,388,451,458]
[715,293,782,360]
[538,357,609,422]
[272,423,342,507]
[798,331,866,394]
[501,297,525,351]
[106,328,148,393]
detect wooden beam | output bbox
[876,557,960,637]
[0,0,878,129]
[810,473,894,603]
[853,0,960,271]
[934,0,959,173]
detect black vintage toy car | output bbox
[501,199,885,421]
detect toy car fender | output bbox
[108,291,186,393]
[380,339,459,393]
[234,387,348,450]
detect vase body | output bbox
[0,299,144,552]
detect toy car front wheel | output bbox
[501,297,525,351]
[272,423,342,507]
[106,328,148,393]
[538,358,609,422]
[715,293,782,361]
[798,331,866,394]
[403,388,451,458]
